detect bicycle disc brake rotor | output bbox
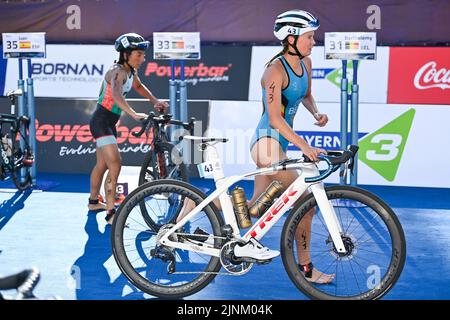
[219,240,253,275]
[326,233,358,261]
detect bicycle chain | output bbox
[171,271,242,276]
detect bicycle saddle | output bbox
[181,135,229,143]
[6,89,23,98]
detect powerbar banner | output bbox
[2,45,252,101]
[0,98,210,175]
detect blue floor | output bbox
[0,173,449,300]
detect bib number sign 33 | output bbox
[153,32,200,60]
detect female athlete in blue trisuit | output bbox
[248,10,334,283]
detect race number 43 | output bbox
[197,161,215,178]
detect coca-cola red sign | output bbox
[388,47,450,104]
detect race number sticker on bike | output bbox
[197,161,215,178]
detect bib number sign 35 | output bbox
[2,32,46,59]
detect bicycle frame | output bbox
[159,140,347,258]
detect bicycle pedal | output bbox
[238,257,273,265]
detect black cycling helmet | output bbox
[114,33,150,52]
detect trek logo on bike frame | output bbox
[249,184,298,238]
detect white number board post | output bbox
[153,32,201,166]
[2,32,45,187]
[324,32,377,185]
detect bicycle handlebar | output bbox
[132,112,195,138]
[304,145,359,183]
[0,113,29,126]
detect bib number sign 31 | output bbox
[325,32,376,60]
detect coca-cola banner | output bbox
[0,98,210,174]
[387,47,450,105]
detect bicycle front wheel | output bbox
[112,179,224,299]
[281,185,406,300]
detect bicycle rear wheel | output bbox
[139,143,187,185]
[139,143,187,229]
[281,185,406,300]
[112,179,224,299]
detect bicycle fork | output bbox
[310,183,347,254]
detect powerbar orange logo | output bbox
[144,62,232,78]
[34,120,153,144]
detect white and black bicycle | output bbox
[111,136,406,300]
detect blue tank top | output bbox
[250,56,309,152]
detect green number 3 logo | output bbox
[366,134,402,161]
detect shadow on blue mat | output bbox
[70,211,145,300]
[0,190,32,232]
[30,173,450,210]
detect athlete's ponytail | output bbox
[265,40,289,68]
[115,51,126,65]
[113,50,136,75]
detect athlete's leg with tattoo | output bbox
[252,137,334,283]
[98,144,122,224]
[88,149,108,211]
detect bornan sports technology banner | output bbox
[248,46,389,104]
[208,100,450,188]
[3,45,116,98]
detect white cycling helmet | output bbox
[273,10,320,41]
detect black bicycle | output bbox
[0,90,34,191]
[0,267,60,300]
[133,112,195,230]
[0,267,40,300]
